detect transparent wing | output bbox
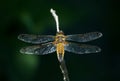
[18,34,55,44]
[20,42,56,55]
[66,32,102,42]
[65,42,101,54]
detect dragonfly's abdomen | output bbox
[56,43,65,62]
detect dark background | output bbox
[0,0,119,81]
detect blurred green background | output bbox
[0,0,119,81]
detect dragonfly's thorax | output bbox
[55,35,65,43]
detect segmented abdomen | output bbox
[56,43,65,62]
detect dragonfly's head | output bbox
[57,30,64,35]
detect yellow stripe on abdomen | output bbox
[56,43,65,62]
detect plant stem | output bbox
[60,60,70,81]
[50,8,60,32]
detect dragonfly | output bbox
[18,31,102,62]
